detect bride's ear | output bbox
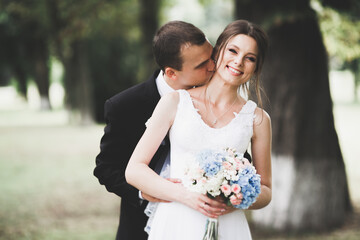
[164,67,178,81]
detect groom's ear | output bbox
[164,67,178,80]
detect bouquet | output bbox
[184,147,261,240]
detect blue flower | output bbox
[238,175,250,187]
[203,161,222,177]
[194,148,261,209]
[196,149,224,177]
[232,167,261,209]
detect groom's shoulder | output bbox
[109,81,147,103]
[108,70,160,106]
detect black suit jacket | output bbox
[94,70,169,240]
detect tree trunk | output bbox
[138,0,160,78]
[350,59,359,103]
[31,39,52,110]
[235,0,352,232]
[63,40,94,125]
[12,64,28,99]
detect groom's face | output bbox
[174,40,214,89]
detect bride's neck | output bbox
[205,80,239,105]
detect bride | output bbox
[126,20,272,240]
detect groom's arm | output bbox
[244,151,252,162]
[94,98,143,207]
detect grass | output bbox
[0,101,359,239]
[0,111,119,239]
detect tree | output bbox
[316,0,360,102]
[47,0,156,123]
[234,0,352,232]
[88,0,161,122]
[1,0,162,122]
[0,12,29,97]
[0,0,52,109]
[46,0,104,123]
[138,0,161,79]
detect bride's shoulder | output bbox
[150,92,180,126]
[157,91,181,110]
[253,107,271,130]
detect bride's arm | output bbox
[125,92,225,218]
[249,107,272,209]
[126,92,180,200]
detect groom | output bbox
[94,21,217,240]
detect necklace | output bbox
[204,86,238,126]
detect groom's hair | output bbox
[153,21,207,71]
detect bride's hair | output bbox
[212,20,269,108]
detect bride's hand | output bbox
[217,194,244,215]
[212,196,237,216]
[219,204,237,215]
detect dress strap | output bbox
[176,89,192,111]
[241,100,257,114]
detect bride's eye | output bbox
[246,56,256,62]
[229,48,237,54]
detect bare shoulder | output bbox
[254,107,271,127]
[158,91,180,107]
[148,92,180,128]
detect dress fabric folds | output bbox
[147,90,257,240]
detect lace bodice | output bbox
[169,89,257,179]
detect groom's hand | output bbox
[166,178,182,184]
[141,192,170,203]
[141,178,182,203]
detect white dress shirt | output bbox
[156,70,175,97]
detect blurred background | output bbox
[0,0,359,239]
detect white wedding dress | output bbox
[147,89,257,240]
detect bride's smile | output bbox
[215,34,258,86]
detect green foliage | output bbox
[0,0,47,96]
[49,0,141,58]
[47,0,148,122]
[314,0,360,101]
[0,0,145,121]
[85,1,143,121]
[316,3,360,62]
